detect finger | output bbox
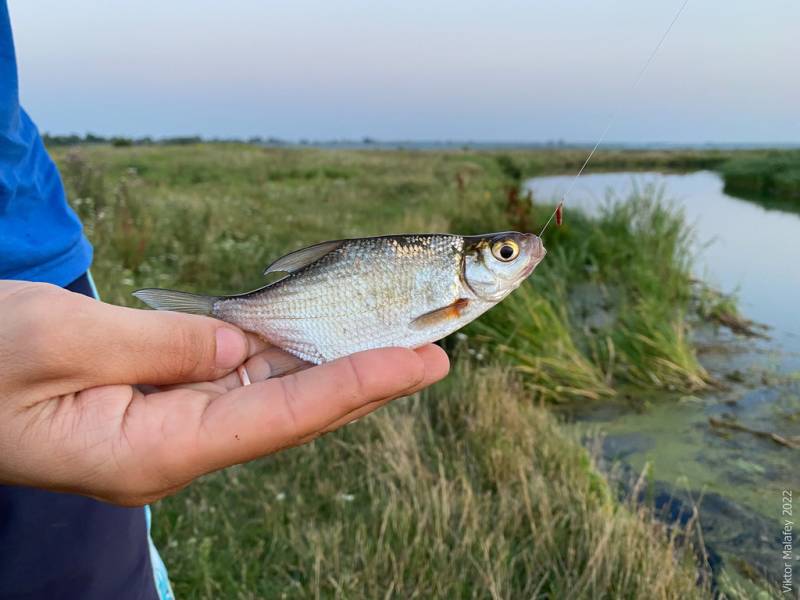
[243,332,271,357]
[295,344,450,441]
[213,346,310,391]
[138,334,281,395]
[164,343,444,409]
[21,287,259,388]
[194,346,443,470]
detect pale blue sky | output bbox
[8,1,800,143]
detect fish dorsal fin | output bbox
[263,240,344,276]
[409,298,470,331]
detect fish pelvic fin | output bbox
[132,288,219,316]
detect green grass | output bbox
[60,144,711,398]
[719,150,800,206]
[51,143,733,597]
[453,173,708,397]
[151,361,707,598]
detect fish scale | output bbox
[133,231,546,365]
[214,235,472,363]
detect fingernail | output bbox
[215,327,247,370]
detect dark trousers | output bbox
[0,274,157,600]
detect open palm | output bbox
[0,282,449,505]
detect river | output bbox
[526,171,800,593]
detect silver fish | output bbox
[133,232,546,364]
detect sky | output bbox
[7,0,800,144]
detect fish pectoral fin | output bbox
[263,240,344,276]
[409,298,470,330]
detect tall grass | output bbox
[469,281,614,402]
[152,360,707,598]
[587,189,709,391]
[456,179,708,397]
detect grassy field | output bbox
[58,144,716,399]
[52,143,746,598]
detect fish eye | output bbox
[491,240,519,262]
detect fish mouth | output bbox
[521,234,546,277]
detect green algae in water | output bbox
[581,387,799,521]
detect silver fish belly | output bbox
[213,235,492,364]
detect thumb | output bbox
[31,288,250,387]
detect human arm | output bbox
[0,281,449,505]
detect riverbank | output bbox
[719,150,800,207]
[528,169,800,597]
[51,143,768,597]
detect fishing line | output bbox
[537,0,691,238]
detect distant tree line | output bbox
[42,133,290,147]
[42,133,584,150]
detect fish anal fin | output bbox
[409,298,470,330]
[263,240,344,276]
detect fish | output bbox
[133,231,546,364]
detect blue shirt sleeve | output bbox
[0,0,93,286]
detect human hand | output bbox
[0,281,449,506]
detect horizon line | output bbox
[40,133,800,151]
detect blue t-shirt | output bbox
[0,4,169,599]
[0,2,92,285]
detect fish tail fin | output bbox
[132,288,219,316]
